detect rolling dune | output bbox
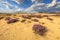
[0,13,60,40]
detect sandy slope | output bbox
[0,13,60,40]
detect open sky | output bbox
[0,0,60,13]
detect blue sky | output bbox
[8,0,56,8]
[0,0,60,13]
[7,0,60,8]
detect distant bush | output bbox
[38,12,43,13]
[50,12,55,13]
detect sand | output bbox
[0,13,60,40]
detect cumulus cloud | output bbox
[24,3,47,13]
[47,0,57,7]
[55,2,60,8]
[25,3,47,12]
[1,0,13,9]
[0,0,60,13]
[0,0,23,13]
[31,0,57,7]
[13,0,24,4]
[31,0,43,3]
[25,0,60,13]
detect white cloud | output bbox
[31,0,43,3]
[47,0,57,8]
[25,0,60,13]
[13,0,24,4]
[0,0,60,13]
[31,0,57,7]
[24,3,48,13]
[55,2,60,8]
[0,0,23,13]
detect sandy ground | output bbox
[0,13,60,40]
